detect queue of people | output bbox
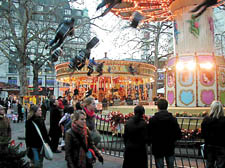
[1,95,225,168]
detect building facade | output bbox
[0,0,91,98]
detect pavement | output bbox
[11,111,123,168]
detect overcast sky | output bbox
[71,0,138,60]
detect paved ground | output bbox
[11,111,123,168]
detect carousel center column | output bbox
[166,0,216,107]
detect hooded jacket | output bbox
[148,110,182,157]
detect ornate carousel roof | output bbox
[110,0,225,22]
[55,59,156,84]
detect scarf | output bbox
[84,107,95,117]
[72,122,88,168]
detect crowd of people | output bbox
[0,95,225,168]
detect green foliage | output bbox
[0,143,30,168]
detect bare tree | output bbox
[0,0,88,100]
[112,21,173,96]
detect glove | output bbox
[98,155,104,165]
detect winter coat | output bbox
[49,105,62,138]
[148,110,182,157]
[65,128,101,168]
[0,116,11,145]
[25,116,50,149]
[201,116,225,148]
[123,115,148,168]
[83,108,96,131]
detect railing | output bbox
[95,114,206,168]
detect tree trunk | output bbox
[153,22,162,98]
[18,64,28,102]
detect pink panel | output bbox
[198,56,214,63]
[167,91,175,105]
[201,90,215,105]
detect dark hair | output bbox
[71,110,86,122]
[157,98,168,110]
[28,105,40,119]
[134,105,145,116]
[75,101,83,110]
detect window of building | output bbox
[75,10,82,16]
[37,5,43,11]
[13,2,19,8]
[63,83,70,87]
[8,77,17,85]
[38,78,42,86]
[65,9,71,15]
[27,77,30,86]
[46,78,55,86]
[45,65,54,74]
[8,62,17,73]
[37,15,44,21]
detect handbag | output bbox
[200,144,205,158]
[32,121,53,160]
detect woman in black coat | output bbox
[49,99,62,152]
[25,105,50,168]
[123,105,148,168]
[201,101,225,168]
[65,110,103,168]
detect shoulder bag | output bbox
[32,121,53,160]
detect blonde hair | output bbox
[71,110,86,123]
[209,101,224,119]
[83,97,94,107]
[27,105,41,120]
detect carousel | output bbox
[55,59,156,104]
[109,0,225,107]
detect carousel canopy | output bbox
[110,0,225,22]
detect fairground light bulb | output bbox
[187,61,196,71]
[176,62,184,71]
[200,62,213,69]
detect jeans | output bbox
[205,145,225,168]
[154,156,175,168]
[31,148,43,168]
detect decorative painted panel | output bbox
[179,89,194,106]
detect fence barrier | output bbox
[95,114,206,168]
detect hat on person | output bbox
[0,105,6,110]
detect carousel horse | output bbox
[87,57,97,76]
[190,0,217,18]
[46,17,75,54]
[97,0,122,17]
[68,37,99,70]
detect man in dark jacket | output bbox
[148,98,182,168]
[49,99,62,153]
[123,105,148,168]
[17,102,23,123]
[0,105,11,153]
